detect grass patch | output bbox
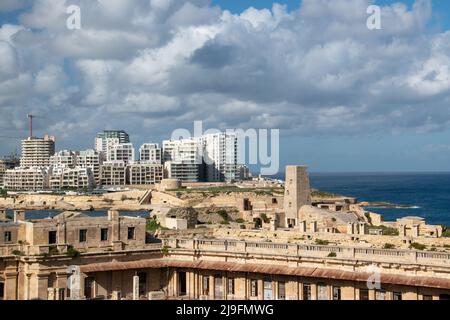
[311,190,340,198]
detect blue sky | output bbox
[213,0,450,30]
[1,0,450,173]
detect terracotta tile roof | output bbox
[79,259,450,290]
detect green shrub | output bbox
[442,227,450,237]
[315,239,329,246]
[410,242,426,251]
[260,213,271,224]
[146,217,162,232]
[161,245,170,255]
[49,246,59,256]
[66,246,80,258]
[383,243,395,249]
[12,250,24,256]
[327,252,337,257]
[217,210,230,223]
[235,218,245,224]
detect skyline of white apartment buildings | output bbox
[139,143,162,164]
[20,135,55,168]
[162,132,240,182]
[163,138,203,182]
[200,133,239,182]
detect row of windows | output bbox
[47,227,136,244]
[198,277,422,300]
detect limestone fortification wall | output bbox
[0,190,147,210]
[212,228,450,249]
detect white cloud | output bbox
[1,0,450,154]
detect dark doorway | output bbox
[48,231,57,244]
[84,277,95,299]
[253,218,262,229]
[0,282,4,300]
[138,272,147,298]
[243,199,252,211]
[178,272,187,296]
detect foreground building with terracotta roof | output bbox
[1,208,450,300]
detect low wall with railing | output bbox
[163,238,450,267]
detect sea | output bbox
[4,210,150,220]
[305,173,450,227]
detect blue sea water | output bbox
[306,173,450,227]
[5,210,150,220]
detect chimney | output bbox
[14,210,26,223]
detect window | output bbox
[393,292,402,301]
[303,284,312,300]
[127,227,135,240]
[178,272,187,296]
[423,295,433,300]
[227,278,235,295]
[214,276,224,300]
[359,289,369,300]
[100,228,108,241]
[202,276,210,296]
[317,283,329,300]
[58,288,65,301]
[278,282,286,300]
[79,229,87,243]
[251,280,258,297]
[4,231,12,243]
[0,282,4,300]
[375,289,386,300]
[333,287,341,300]
[48,231,57,244]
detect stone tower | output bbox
[283,165,311,228]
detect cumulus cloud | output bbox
[0,0,450,154]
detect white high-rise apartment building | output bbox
[200,133,239,182]
[76,149,102,186]
[100,161,127,186]
[4,167,50,191]
[139,144,162,164]
[162,139,202,182]
[49,167,94,190]
[107,143,135,164]
[20,135,55,168]
[50,150,76,168]
[95,130,130,153]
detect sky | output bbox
[1,0,450,173]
